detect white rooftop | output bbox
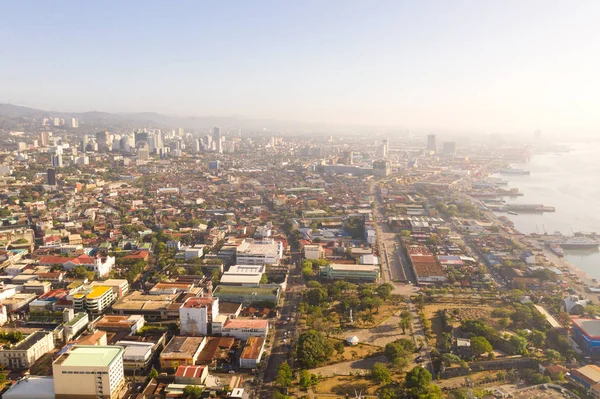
[227,265,265,274]
[3,376,56,399]
[220,274,262,285]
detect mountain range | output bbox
[0,103,370,134]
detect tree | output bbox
[182,385,203,399]
[260,274,269,284]
[376,283,394,300]
[275,362,293,388]
[498,317,510,330]
[470,336,493,357]
[379,387,402,399]
[302,265,313,278]
[371,362,392,384]
[148,367,158,380]
[72,265,89,279]
[530,330,546,347]
[211,268,221,284]
[441,353,461,366]
[544,348,564,362]
[299,369,317,390]
[400,310,412,334]
[508,335,528,355]
[307,288,328,306]
[334,341,345,354]
[296,330,334,368]
[405,366,432,394]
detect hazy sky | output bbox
[2,0,600,133]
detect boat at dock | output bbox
[508,211,519,215]
[559,237,600,249]
[549,243,564,257]
[506,204,555,213]
[498,168,531,175]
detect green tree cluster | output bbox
[296,330,334,368]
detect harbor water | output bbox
[494,141,600,280]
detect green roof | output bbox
[64,312,88,326]
[214,285,277,295]
[61,346,122,367]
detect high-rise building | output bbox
[194,139,201,153]
[96,131,111,152]
[135,131,149,147]
[80,136,88,153]
[137,146,150,161]
[51,155,63,168]
[53,117,61,126]
[47,168,56,186]
[40,132,49,147]
[442,141,457,156]
[53,345,125,399]
[177,127,184,137]
[373,160,391,177]
[426,134,437,152]
[378,139,389,158]
[71,118,79,128]
[342,151,353,165]
[17,142,27,151]
[212,127,222,154]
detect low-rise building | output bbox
[95,314,145,335]
[221,319,268,340]
[63,310,90,341]
[180,297,219,336]
[220,265,265,287]
[236,239,283,265]
[160,336,207,370]
[320,264,380,282]
[175,365,209,385]
[90,279,129,298]
[570,364,600,391]
[0,331,55,369]
[239,337,265,369]
[23,280,52,295]
[2,376,55,399]
[303,244,323,260]
[572,318,600,357]
[407,245,447,284]
[112,291,178,320]
[212,285,279,305]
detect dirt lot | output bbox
[327,340,381,364]
[313,375,380,396]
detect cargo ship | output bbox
[559,237,600,249]
[498,168,531,175]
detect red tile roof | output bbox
[175,365,206,378]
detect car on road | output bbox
[415,356,424,363]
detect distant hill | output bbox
[0,103,395,134]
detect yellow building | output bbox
[73,285,116,315]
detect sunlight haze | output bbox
[1,0,600,134]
